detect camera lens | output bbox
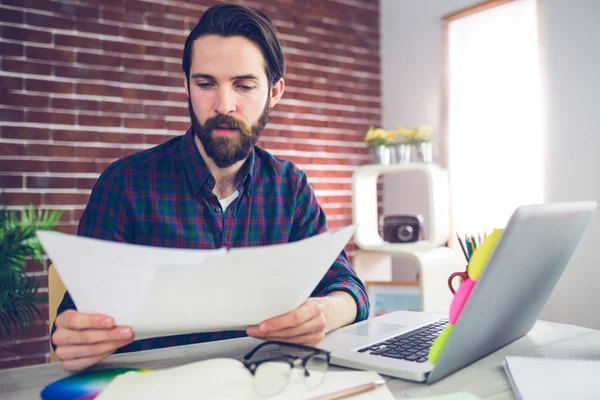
[396,225,414,242]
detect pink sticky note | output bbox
[449,278,475,324]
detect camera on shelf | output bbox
[380,215,424,243]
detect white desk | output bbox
[1,320,600,399]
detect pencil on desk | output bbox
[308,379,387,400]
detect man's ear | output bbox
[269,78,285,108]
[184,73,190,99]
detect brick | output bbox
[100,101,144,114]
[2,59,52,76]
[44,193,91,205]
[76,146,123,159]
[166,4,206,18]
[126,0,166,14]
[27,111,76,125]
[167,62,181,73]
[27,143,76,158]
[26,46,74,63]
[48,160,97,173]
[122,27,163,43]
[71,208,85,222]
[53,224,77,235]
[0,76,23,91]
[74,20,120,36]
[51,2,99,19]
[123,57,164,72]
[0,159,47,173]
[52,130,101,142]
[123,88,165,101]
[24,258,48,274]
[146,105,188,118]
[101,8,143,25]
[166,91,187,103]
[0,337,49,359]
[76,83,122,98]
[27,176,75,189]
[2,0,53,11]
[0,108,24,122]
[0,174,23,189]
[25,11,74,31]
[145,45,181,59]
[0,26,52,44]
[0,355,47,370]
[101,132,145,144]
[0,41,22,56]
[124,118,165,129]
[9,322,49,342]
[78,114,122,127]
[102,39,144,55]
[55,34,101,50]
[0,93,49,108]
[51,98,98,112]
[0,192,42,206]
[145,15,185,31]
[163,33,187,46]
[76,51,121,68]
[0,142,26,157]
[0,6,23,23]
[144,75,182,88]
[75,178,98,190]
[146,134,177,145]
[166,121,189,132]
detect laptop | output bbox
[318,201,597,384]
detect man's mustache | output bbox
[203,114,249,134]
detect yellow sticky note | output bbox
[428,325,453,364]
[467,229,503,281]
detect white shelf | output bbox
[352,163,450,254]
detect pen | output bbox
[308,379,387,400]
[457,233,469,262]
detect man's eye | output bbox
[237,85,254,91]
[197,82,213,88]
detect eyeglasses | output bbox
[448,264,469,295]
[243,340,331,398]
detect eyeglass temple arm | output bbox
[243,340,329,361]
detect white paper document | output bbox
[95,358,393,400]
[37,226,356,339]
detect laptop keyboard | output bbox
[357,319,449,363]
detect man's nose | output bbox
[213,87,236,115]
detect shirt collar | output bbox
[180,128,256,195]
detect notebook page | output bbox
[504,356,600,400]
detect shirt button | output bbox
[215,207,222,213]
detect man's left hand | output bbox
[246,298,328,346]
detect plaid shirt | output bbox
[55,128,369,353]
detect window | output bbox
[444,0,543,234]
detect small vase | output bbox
[415,142,432,163]
[370,145,391,165]
[390,143,411,164]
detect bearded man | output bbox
[51,3,369,372]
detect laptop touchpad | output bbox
[342,322,405,337]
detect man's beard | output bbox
[188,98,270,168]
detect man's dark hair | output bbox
[182,3,285,86]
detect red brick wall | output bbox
[0,0,380,369]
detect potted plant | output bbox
[393,125,433,163]
[0,205,62,337]
[363,126,392,165]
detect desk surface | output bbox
[2,320,600,399]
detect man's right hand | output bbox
[52,310,135,372]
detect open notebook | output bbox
[503,356,600,400]
[42,358,394,400]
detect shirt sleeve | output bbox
[290,171,370,323]
[53,163,133,347]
